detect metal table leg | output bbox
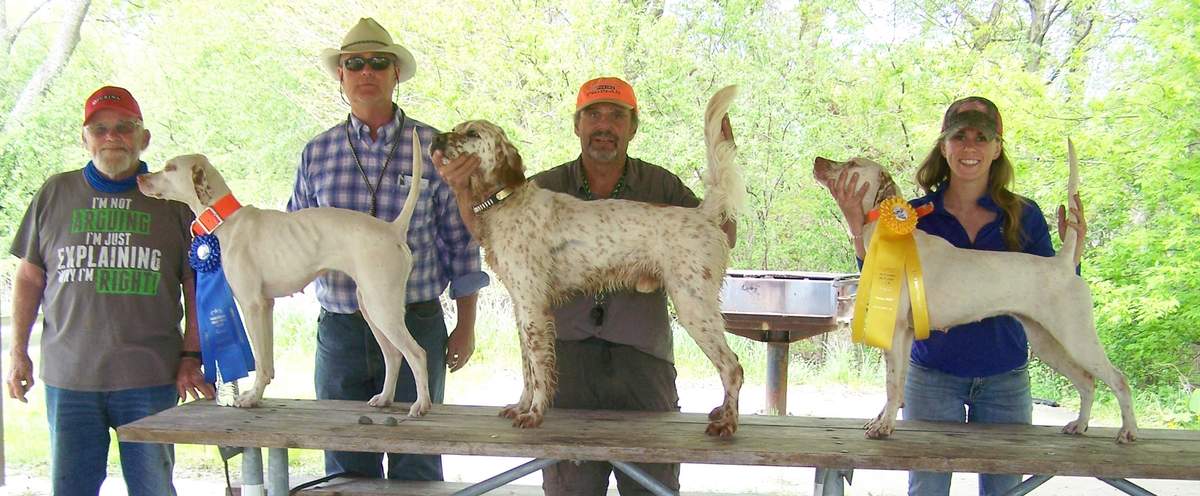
[1001,475,1051,495]
[267,447,288,495]
[766,341,789,415]
[451,458,559,496]
[813,467,851,495]
[1100,478,1156,496]
[241,447,264,496]
[611,460,678,496]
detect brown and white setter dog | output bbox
[432,86,745,436]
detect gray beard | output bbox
[584,146,619,163]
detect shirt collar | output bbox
[348,104,403,142]
[927,180,1001,215]
[570,155,634,200]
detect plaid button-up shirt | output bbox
[287,108,487,312]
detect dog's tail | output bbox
[1057,137,1081,269]
[699,85,745,225]
[393,129,424,234]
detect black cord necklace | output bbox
[345,108,407,217]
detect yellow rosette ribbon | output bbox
[852,197,932,350]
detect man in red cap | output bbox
[7,85,212,495]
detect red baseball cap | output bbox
[84,86,142,124]
[576,77,637,111]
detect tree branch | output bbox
[2,0,92,135]
[2,0,53,53]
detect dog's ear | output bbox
[877,169,899,203]
[494,134,526,187]
[192,161,214,205]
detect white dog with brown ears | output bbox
[813,141,1137,443]
[137,132,431,416]
[430,86,745,436]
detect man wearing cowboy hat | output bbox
[287,17,487,481]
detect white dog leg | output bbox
[670,280,743,437]
[235,297,274,408]
[866,321,914,439]
[499,313,535,420]
[360,300,431,417]
[510,305,557,429]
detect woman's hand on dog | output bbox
[830,168,869,258]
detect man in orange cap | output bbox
[531,77,735,495]
[7,85,212,495]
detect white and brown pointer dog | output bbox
[431,86,745,436]
[813,144,1137,443]
[137,132,431,416]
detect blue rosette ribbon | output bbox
[189,234,255,384]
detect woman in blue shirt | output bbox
[831,97,1085,496]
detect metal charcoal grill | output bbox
[720,269,858,415]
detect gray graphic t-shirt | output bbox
[11,170,193,390]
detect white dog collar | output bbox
[472,187,514,214]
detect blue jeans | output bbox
[315,300,447,480]
[903,362,1032,496]
[45,384,178,496]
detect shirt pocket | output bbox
[403,176,435,231]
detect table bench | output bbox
[119,399,1200,495]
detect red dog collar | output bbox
[191,194,243,236]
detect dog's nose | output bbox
[430,133,448,153]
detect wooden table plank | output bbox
[118,399,1200,481]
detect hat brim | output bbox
[321,44,416,83]
[577,98,635,111]
[940,111,1000,141]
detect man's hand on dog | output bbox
[1056,193,1086,266]
[7,351,35,403]
[176,356,216,402]
[432,150,480,197]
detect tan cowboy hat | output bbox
[320,18,416,83]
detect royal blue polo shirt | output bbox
[907,183,1054,378]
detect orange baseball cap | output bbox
[84,86,142,124]
[576,77,637,111]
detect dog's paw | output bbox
[499,404,522,419]
[513,411,544,429]
[864,418,895,439]
[233,391,262,408]
[705,406,738,437]
[1116,428,1137,444]
[408,399,431,417]
[367,394,393,408]
[1061,419,1089,435]
[705,418,738,437]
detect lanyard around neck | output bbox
[345,109,407,217]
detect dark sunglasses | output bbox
[342,56,394,72]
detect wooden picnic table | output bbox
[119,398,1200,495]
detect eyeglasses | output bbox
[85,121,141,137]
[342,56,394,72]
